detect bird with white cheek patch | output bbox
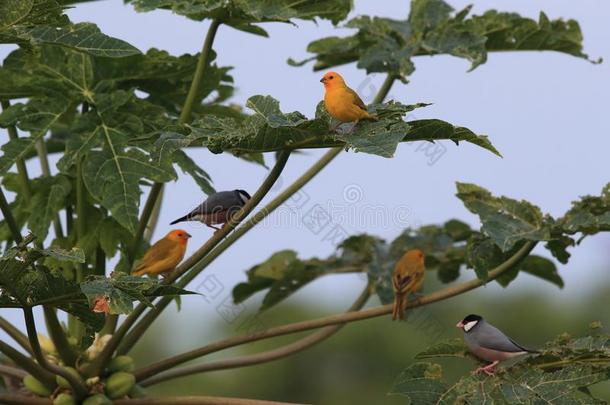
[170,189,251,231]
[456,314,539,376]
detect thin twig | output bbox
[35,138,63,238]
[0,187,23,243]
[134,242,535,382]
[43,306,78,366]
[116,74,398,356]
[115,397,310,405]
[0,364,27,379]
[87,151,291,376]
[0,340,55,388]
[142,284,372,386]
[1,100,31,201]
[0,395,51,405]
[0,316,32,355]
[179,19,221,123]
[22,308,88,400]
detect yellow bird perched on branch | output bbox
[132,230,191,277]
[320,71,378,132]
[391,249,426,321]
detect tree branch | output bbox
[179,19,221,123]
[0,395,51,405]
[115,74,398,357]
[87,150,291,376]
[0,316,32,355]
[43,306,78,366]
[142,283,372,386]
[22,308,88,400]
[128,182,164,264]
[0,187,23,243]
[1,100,31,201]
[0,340,55,389]
[134,242,536,382]
[0,364,27,379]
[115,397,310,405]
[35,138,63,238]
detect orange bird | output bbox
[320,71,378,132]
[391,249,426,321]
[132,230,191,277]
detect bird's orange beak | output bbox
[456,321,464,329]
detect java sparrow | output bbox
[170,189,251,230]
[456,314,538,375]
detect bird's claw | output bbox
[472,363,498,376]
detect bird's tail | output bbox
[362,112,379,122]
[169,215,188,225]
[132,268,145,276]
[392,296,405,321]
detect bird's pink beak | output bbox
[185,232,192,238]
[456,321,464,329]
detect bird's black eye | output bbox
[329,75,334,79]
[178,233,183,237]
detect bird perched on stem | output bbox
[170,189,251,231]
[132,230,191,277]
[320,71,378,132]
[456,314,539,376]
[391,249,425,321]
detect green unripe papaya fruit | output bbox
[105,371,135,399]
[128,383,147,398]
[23,374,53,397]
[107,355,135,373]
[56,367,83,389]
[82,394,112,405]
[53,393,76,405]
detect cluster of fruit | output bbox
[22,355,140,404]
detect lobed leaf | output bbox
[126,0,351,26]
[291,0,598,80]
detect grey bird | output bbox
[169,190,251,230]
[456,314,538,375]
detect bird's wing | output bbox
[476,322,531,353]
[189,191,239,216]
[346,87,367,111]
[135,239,176,271]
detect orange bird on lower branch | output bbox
[320,71,378,132]
[132,230,191,277]
[392,249,426,321]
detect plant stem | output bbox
[142,283,372,386]
[35,138,64,238]
[69,158,87,342]
[536,358,610,370]
[133,242,535,382]
[117,74,396,356]
[118,147,342,356]
[179,19,221,123]
[115,397,310,405]
[86,150,291,377]
[1,100,31,201]
[43,306,78,366]
[0,316,32,355]
[128,182,164,264]
[0,340,55,388]
[22,307,88,400]
[0,364,27,379]
[144,185,164,242]
[0,394,52,405]
[0,187,22,243]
